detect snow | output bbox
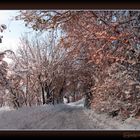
[83,109,140,130]
[63,97,68,104]
[68,98,85,107]
[3,57,13,65]
[0,98,140,130]
[0,106,13,112]
[0,104,58,129]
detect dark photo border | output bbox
[0,0,140,138]
[0,1,140,9]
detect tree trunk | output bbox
[41,85,46,104]
[26,73,30,106]
[59,86,64,103]
[10,88,20,109]
[84,91,92,109]
[38,74,46,105]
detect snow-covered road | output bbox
[0,98,140,130]
[26,105,94,129]
[0,99,96,130]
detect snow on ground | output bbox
[0,104,65,129]
[68,98,85,107]
[0,106,13,112]
[0,98,140,130]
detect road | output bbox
[19,105,97,129]
[0,99,138,130]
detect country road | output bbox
[22,105,95,129]
[0,99,102,130]
[0,99,140,130]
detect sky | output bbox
[0,10,61,64]
[0,10,33,53]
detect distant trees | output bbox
[8,32,69,106]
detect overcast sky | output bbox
[0,10,33,52]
